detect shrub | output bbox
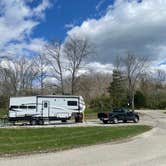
[157,101,166,109]
[134,91,146,108]
[89,95,112,112]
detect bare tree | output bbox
[16,56,35,91]
[34,53,48,94]
[0,56,38,95]
[152,69,166,106]
[44,40,64,94]
[123,53,148,111]
[156,69,166,85]
[63,36,93,94]
[0,66,17,95]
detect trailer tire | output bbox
[61,119,67,123]
[103,120,108,124]
[75,113,83,123]
[10,121,15,125]
[30,119,37,125]
[38,119,44,125]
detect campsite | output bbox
[0,0,166,165]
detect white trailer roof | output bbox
[10,95,81,98]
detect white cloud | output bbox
[86,62,114,74]
[33,0,52,19]
[96,0,106,11]
[0,0,51,56]
[65,23,75,29]
[2,38,47,57]
[77,62,114,75]
[67,0,166,69]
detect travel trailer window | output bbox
[67,101,77,106]
[28,106,36,109]
[44,102,48,108]
[20,105,27,109]
[10,106,19,110]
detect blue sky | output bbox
[32,0,115,41]
[0,0,166,72]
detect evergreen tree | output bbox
[134,91,146,108]
[108,69,127,107]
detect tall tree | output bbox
[108,69,127,107]
[63,36,93,94]
[0,56,38,95]
[153,69,166,107]
[44,40,64,94]
[34,53,48,94]
[123,53,148,111]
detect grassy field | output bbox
[0,125,151,156]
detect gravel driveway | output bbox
[0,110,166,166]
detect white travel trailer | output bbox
[9,95,85,125]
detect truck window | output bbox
[113,108,120,112]
[67,101,77,106]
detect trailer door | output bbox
[42,101,50,117]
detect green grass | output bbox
[0,125,151,156]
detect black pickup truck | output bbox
[98,108,139,124]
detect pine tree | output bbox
[108,69,127,107]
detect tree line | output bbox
[89,54,166,111]
[0,35,94,108]
[0,35,165,111]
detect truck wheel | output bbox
[133,116,139,123]
[103,120,108,124]
[113,117,118,124]
[30,120,37,125]
[123,120,127,123]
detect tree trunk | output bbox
[71,71,75,95]
[60,73,64,95]
[131,91,135,111]
[71,79,74,95]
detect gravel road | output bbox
[0,110,166,166]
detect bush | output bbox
[134,91,146,109]
[157,101,166,109]
[89,95,112,112]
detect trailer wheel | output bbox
[11,121,15,125]
[61,119,67,123]
[103,120,108,124]
[30,120,37,125]
[38,119,44,125]
[75,113,83,123]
